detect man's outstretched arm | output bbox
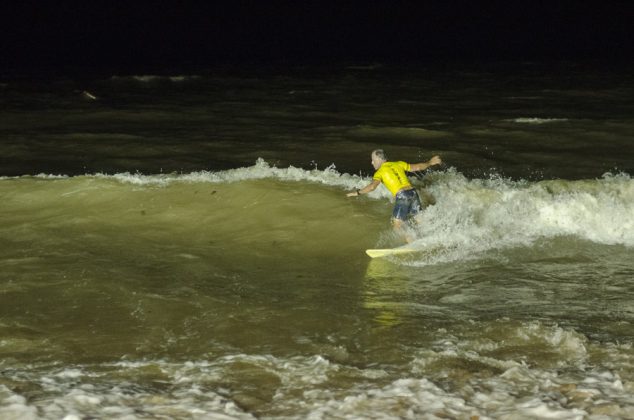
[409,155,442,172]
[346,179,381,197]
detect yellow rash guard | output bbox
[373,161,412,196]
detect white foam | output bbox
[110,74,200,83]
[80,90,98,100]
[424,322,589,369]
[405,170,634,265]
[2,334,634,420]
[510,117,570,124]
[0,386,39,420]
[33,173,69,179]
[306,378,473,419]
[99,158,391,198]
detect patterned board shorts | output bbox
[392,188,422,221]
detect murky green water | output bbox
[1,63,634,418]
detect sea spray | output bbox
[405,170,634,265]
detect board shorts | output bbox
[392,188,422,221]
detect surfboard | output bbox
[365,247,417,258]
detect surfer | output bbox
[346,149,442,238]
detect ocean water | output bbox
[1,63,634,419]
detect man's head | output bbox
[371,149,387,170]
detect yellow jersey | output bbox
[373,161,412,196]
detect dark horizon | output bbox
[2,2,633,76]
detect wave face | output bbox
[4,161,631,266]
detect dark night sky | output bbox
[1,1,633,74]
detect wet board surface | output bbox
[365,248,417,258]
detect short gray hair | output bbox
[372,149,388,161]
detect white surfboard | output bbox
[365,247,417,258]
